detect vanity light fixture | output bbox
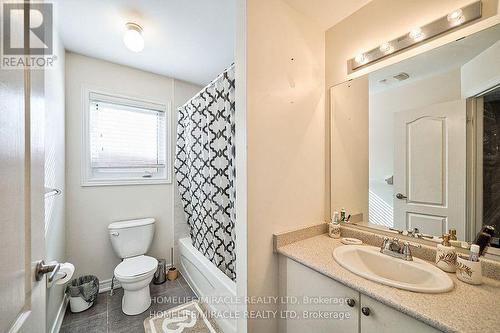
[123,22,144,52]
[408,28,424,41]
[348,1,481,72]
[379,42,394,54]
[354,53,367,65]
[447,9,464,25]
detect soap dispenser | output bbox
[329,211,341,239]
[435,234,457,273]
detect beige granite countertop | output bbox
[277,234,500,333]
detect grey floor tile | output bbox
[184,286,198,300]
[107,288,124,312]
[107,303,150,333]
[61,293,107,327]
[60,312,107,333]
[151,284,187,303]
[59,277,197,333]
[177,274,190,288]
[149,279,180,296]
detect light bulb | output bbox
[123,23,144,52]
[354,53,366,64]
[409,28,424,41]
[447,9,464,24]
[379,42,394,54]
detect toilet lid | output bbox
[115,255,158,278]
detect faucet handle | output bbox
[401,241,422,261]
[380,237,390,251]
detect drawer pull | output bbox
[361,307,370,316]
[346,298,356,307]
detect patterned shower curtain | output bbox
[174,64,236,281]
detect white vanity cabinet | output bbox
[279,257,359,333]
[279,257,441,333]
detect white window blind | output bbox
[83,91,169,185]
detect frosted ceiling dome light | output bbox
[123,22,144,52]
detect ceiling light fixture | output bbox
[123,22,144,52]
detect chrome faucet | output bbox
[380,237,422,261]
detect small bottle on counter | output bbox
[340,208,346,222]
[449,228,457,241]
[469,244,480,262]
[329,212,341,239]
[435,234,457,273]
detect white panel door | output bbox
[0,3,46,331]
[394,100,466,238]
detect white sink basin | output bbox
[333,245,454,293]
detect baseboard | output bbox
[99,277,121,293]
[50,294,69,333]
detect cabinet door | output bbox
[279,257,359,333]
[360,295,441,333]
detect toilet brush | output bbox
[167,247,178,281]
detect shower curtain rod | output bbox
[181,63,235,109]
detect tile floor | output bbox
[60,274,196,333]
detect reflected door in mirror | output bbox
[393,100,466,238]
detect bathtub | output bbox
[178,237,237,333]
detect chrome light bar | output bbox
[348,1,482,72]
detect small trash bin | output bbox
[66,275,99,313]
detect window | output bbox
[82,90,170,185]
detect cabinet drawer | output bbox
[360,295,441,333]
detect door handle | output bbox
[35,260,61,282]
[396,193,407,200]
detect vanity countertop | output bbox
[277,234,500,333]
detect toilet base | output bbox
[122,285,152,315]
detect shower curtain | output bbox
[174,64,236,281]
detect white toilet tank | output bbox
[108,218,155,259]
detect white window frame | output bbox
[81,86,172,186]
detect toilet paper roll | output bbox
[56,263,75,285]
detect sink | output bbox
[333,245,454,293]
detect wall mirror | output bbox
[330,23,500,256]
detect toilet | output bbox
[108,218,158,315]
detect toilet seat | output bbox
[115,255,157,281]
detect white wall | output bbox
[246,1,326,332]
[45,33,66,332]
[462,40,500,97]
[65,52,200,282]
